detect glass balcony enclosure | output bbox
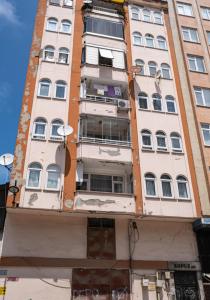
[79,116,131,146]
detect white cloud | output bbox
[0,0,20,24]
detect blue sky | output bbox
[0,0,37,155]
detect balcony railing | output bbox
[79,136,131,147]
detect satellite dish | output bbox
[57,125,73,137]
[0,153,14,167]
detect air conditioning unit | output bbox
[83,0,92,3]
[117,100,129,111]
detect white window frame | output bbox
[32,118,47,140]
[60,20,71,34]
[43,46,55,62]
[171,133,183,152]
[156,131,167,151]
[46,18,58,31]
[161,175,173,198]
[194,87,210,107]
[63,0,73,7]
[131,7,140,20]
[141,130,153,150]
[177,2,193,16]
[153,11,163,24]
[55,81,67,99]
[26,163,42,189]
[145,34,155,48]
[157,36,167,50]
[46,165,61,191]
[176,176,190,200]
[201,123,210,146]
[142,9,151,22]
[201,7,210,20]
[182,27,199,43]
[138,93,148,109]
[50,120,64,141]
[152,94,162,111]
[166,96,176,113]
[38,79,51,97]
[187,55,206,73]
[58,48,69,64]
[148,61,157,77]
[145,173,157,197]
[207,31,210,45]
[133,32,143,46]
[161,63,171,79]
[135,59,145,75]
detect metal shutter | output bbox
[86,46,98,65]
[112,51,125,69]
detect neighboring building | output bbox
[168,0,210,298]
[0,0,209,299]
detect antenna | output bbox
[0,153,14,167]
[57,125,74,148]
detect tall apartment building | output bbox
[0,0,210,299]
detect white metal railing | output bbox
[83,94,129,105]
[79,136,131,147]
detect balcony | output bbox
[75,160,135,213]
[80,79,129,117]
[78,116,132,163]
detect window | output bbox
[145,173,156,196]
[55,80,67,99]
[148,61,157,77]
[143,9,151,22]
[38,79,51,97]
[99,49,113,67]
[135,59,145,75]
[47,18,58,31]
[46,164,61,190]
[50,119,64,140]
[156,131,167,150]
[141,130,152,149]
[84,17,124,39]
[63,0,73,7]
[145,34,154,48]
[201,123,210,146]
[153,11,163,24]
[60,20,71,33]
[177,2,193,16]
[131,7,140,20]
[90,174,124,193]
[58,47,69,64]
[177,175,189,199]
[166,95,176,113]
[43,46,55,61]
[27,162,42,188]
[201,7,210,20]
[171,132,182,152]
[133,32,142,46]
[157,36,167,49]
[49,0,60,5]
[194,87,210,107]
[161,63,171,79]
[161,174,172,198]
[207,31,210,44]
[138,92,148,109]
[152,93,162,111]
[32,118,47,140]
[187,55,206,73]
[182,27,199,43]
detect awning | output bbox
[99,48,114,59]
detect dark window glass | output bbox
[84,17,124,38]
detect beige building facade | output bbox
[0,0,210,299]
